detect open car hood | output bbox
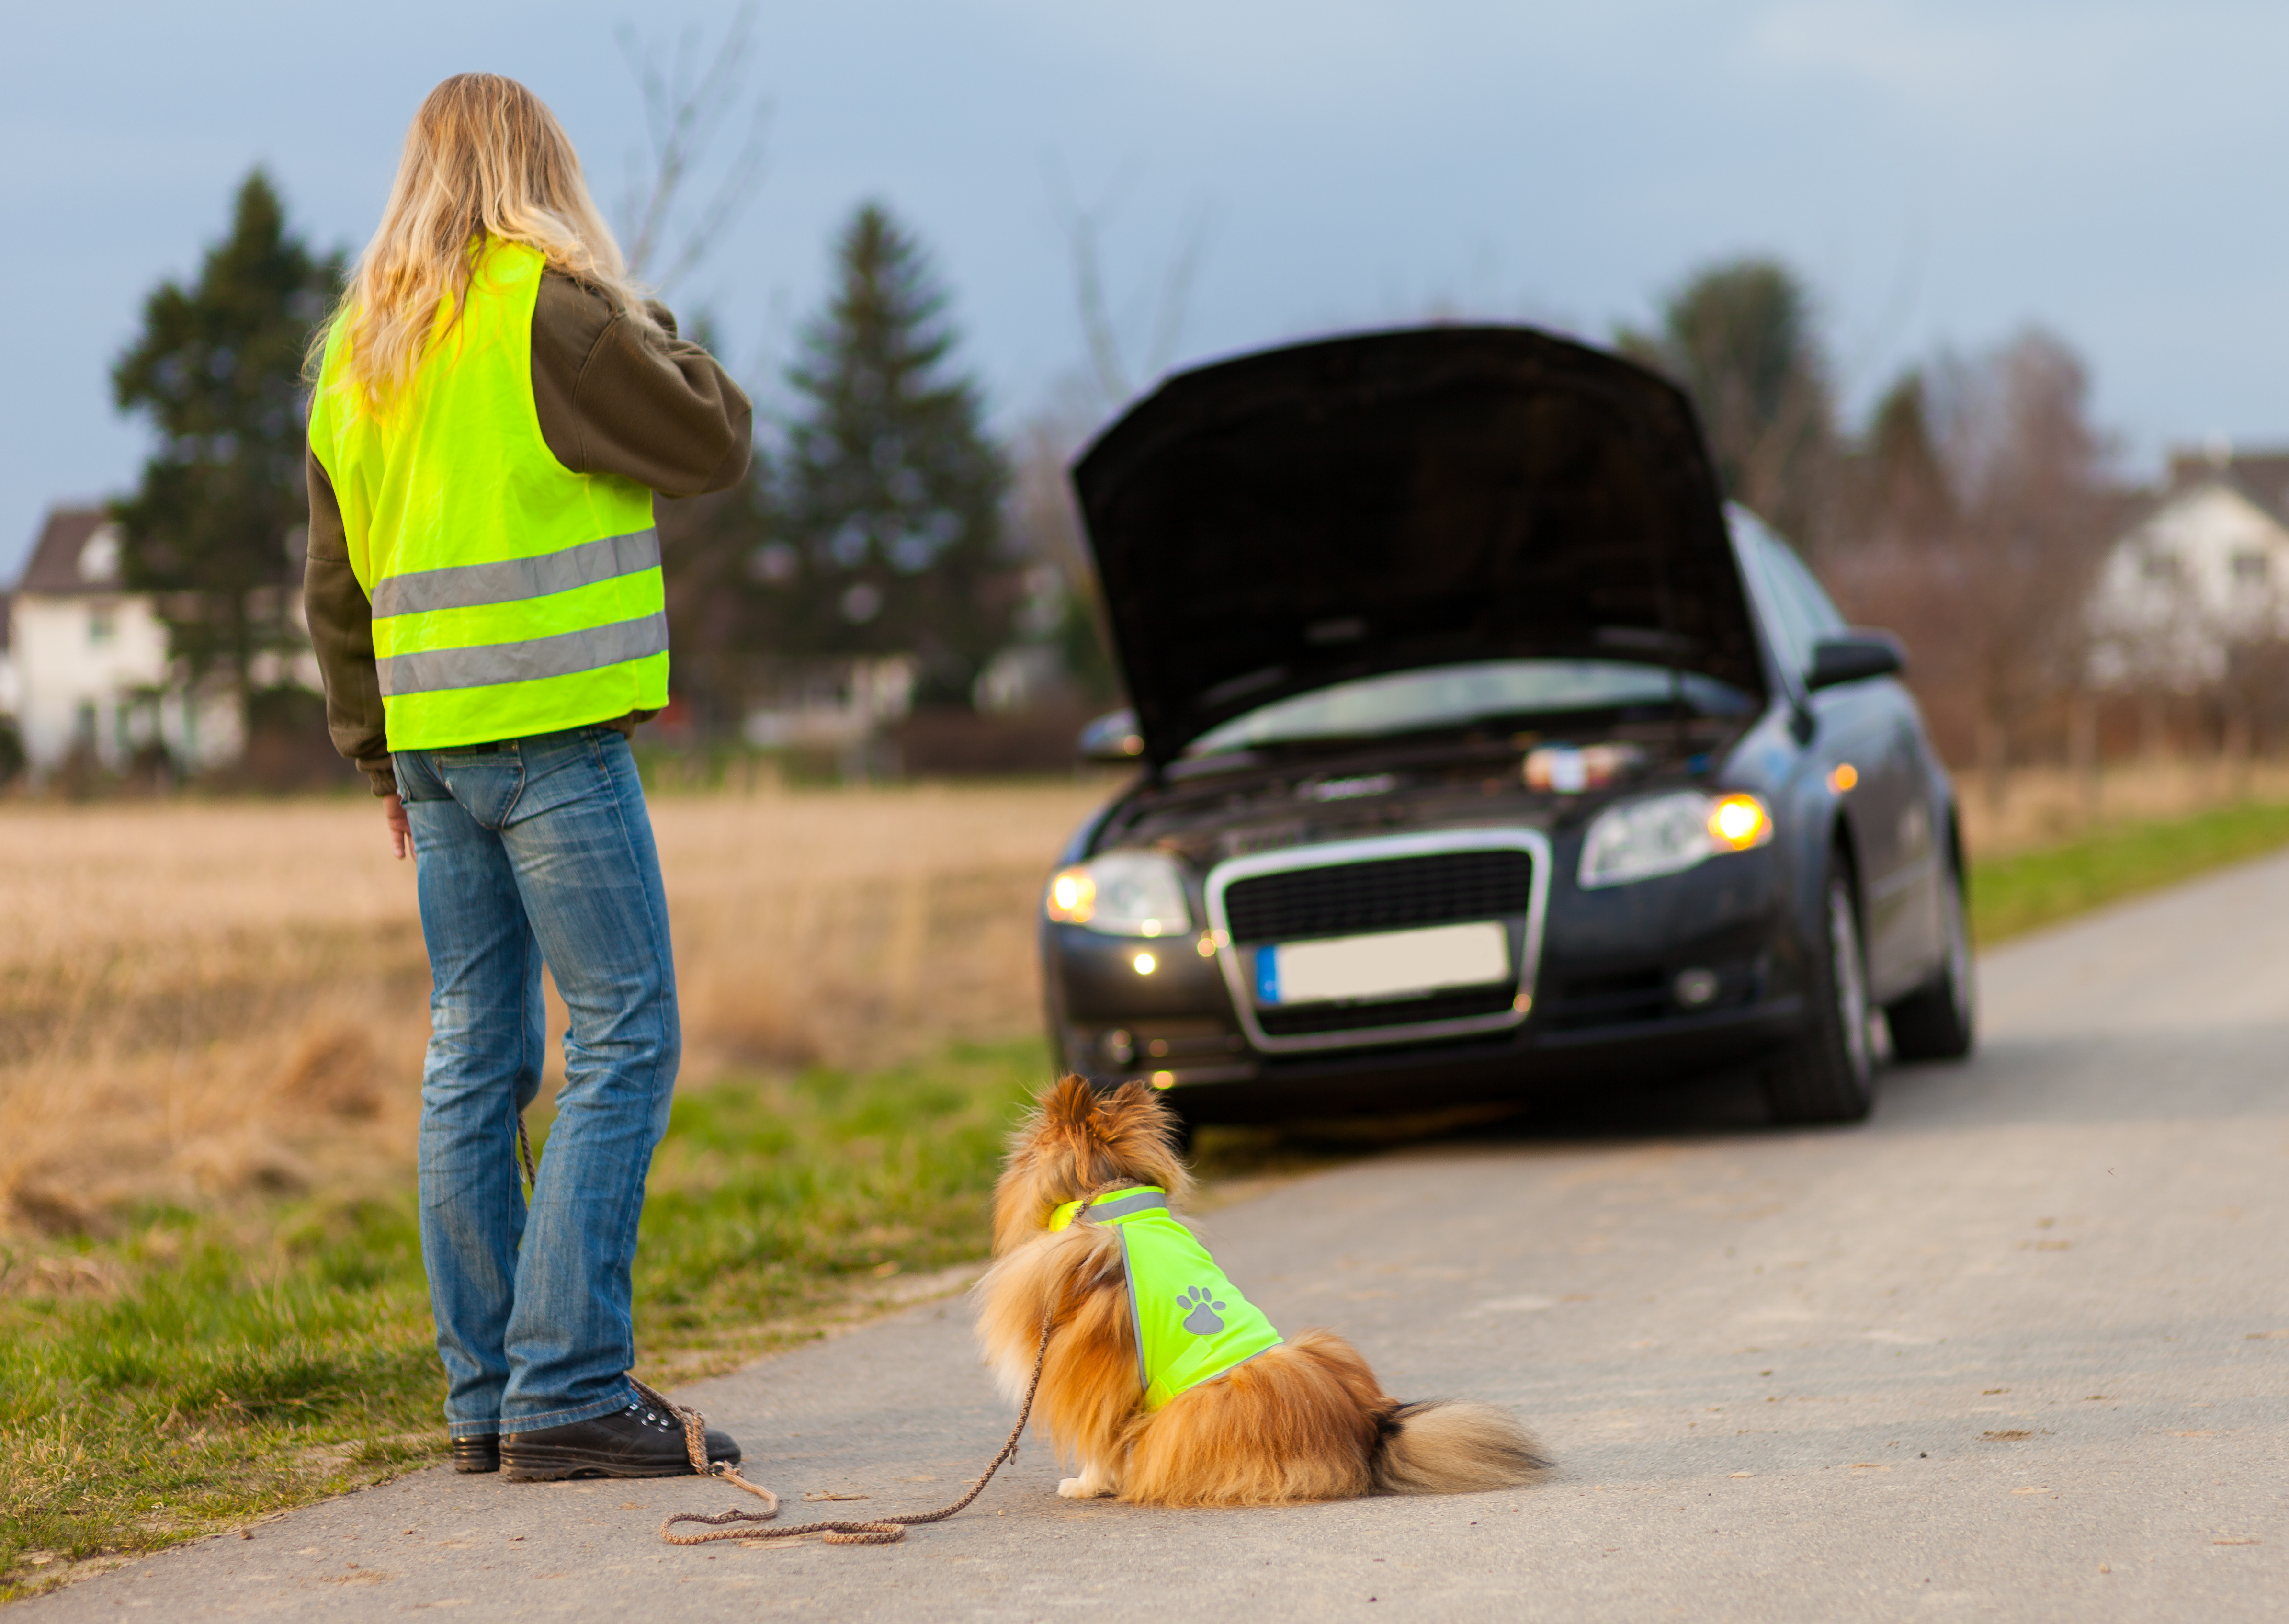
[1073,326,1767,764]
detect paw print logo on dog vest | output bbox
[1177,1286,1227,1335]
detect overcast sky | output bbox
[6,0,2285,578]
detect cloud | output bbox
[1744,0,2289,134]
[967,0,1619,109]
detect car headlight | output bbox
[1578,791,1772,889]
[1045,850,1195,937]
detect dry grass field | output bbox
[10,753,2289,1236]
[1955,758,2289,856]
[0,779,1111,1236]
[7,755,2285,1234]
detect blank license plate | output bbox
[1254,920,1511,1006]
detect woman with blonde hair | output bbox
[305,73,748,1480]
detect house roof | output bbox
[2166,449,2289,529]
[16,506,122,596]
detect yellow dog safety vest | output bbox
[1049,1187,1284,1410]
[307,239,666,750]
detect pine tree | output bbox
[1854,370,1954,544]
[765,203,1011,707]
[112,170,342,729]
[1620,258,1836,549]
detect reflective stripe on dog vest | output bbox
[307,239,666,750]
[1048,1186,1283,1410]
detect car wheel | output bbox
[1886,858,1976,1061]
[1763,860,1876,1125]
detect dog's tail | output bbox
[1370,1401,1551,1495]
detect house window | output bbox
[2232,552,2269,584]
[88,606,116,647]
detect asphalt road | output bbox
[29,851,2289,1623]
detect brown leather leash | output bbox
[645,1316,1056,1547]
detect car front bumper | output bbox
[1043,833,1816,1120]
[1107,992,1811,1122]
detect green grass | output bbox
[634,1042,1046,1358]
[0,1037,1051,1601]
[1970,799,2289,945]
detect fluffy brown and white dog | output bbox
[975,1076,1550,1506]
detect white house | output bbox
[740,655,916,750]
[2087,449,2289,690]
[6,506,242,778]
[0,591,18,723]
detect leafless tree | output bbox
[998,390,1127,704]
[1008,403,1094,595]
[1045,161,1212,409]
[2218,609,2289,786]
[1828,331,2123,809]
[1932,332,2120,806]
[2088,532,2202,763]
[617,2,772,295]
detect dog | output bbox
[975,1076,1550,1506]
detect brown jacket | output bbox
[305,273,753,796]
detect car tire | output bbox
[1763,859,1877,1125]
[1886,859,1976,1061]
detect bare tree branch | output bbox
[617,1,772,295]
[1046,159,1136,403]
[1144,201,1213,381]
[1045,159,1212,409]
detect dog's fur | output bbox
[975,1076,1551,1505]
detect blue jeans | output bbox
[395,726,680,1438]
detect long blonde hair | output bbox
[318,73,655,408]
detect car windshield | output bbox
[1185,658,1755,756]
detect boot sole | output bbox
[499,1447,739,1482]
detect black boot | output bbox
[500,1396,742,1481]
[452,1435,500,1473]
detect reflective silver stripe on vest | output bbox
[1120,1228,1149,1389]
[377,611,669,697]
[1086,1190,1169,1222]
[370,529,661,620]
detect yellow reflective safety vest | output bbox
[1048,1187,1283,1410]
[307,239,667,750]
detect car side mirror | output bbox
[1807,630,1906,691]
[1078,708,1146,764]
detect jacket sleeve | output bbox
[530,274,753,496]
[302,450,397,797]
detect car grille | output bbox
[1257,985,1519,1037]
[1222,849,1536,943]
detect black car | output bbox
[1038,326,1973,1132]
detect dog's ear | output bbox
[1100,1079,1158,1121]
[1040,1073,1099,1128]
[1092,1079,1193,1198]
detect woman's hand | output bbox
[385,792,411,860]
